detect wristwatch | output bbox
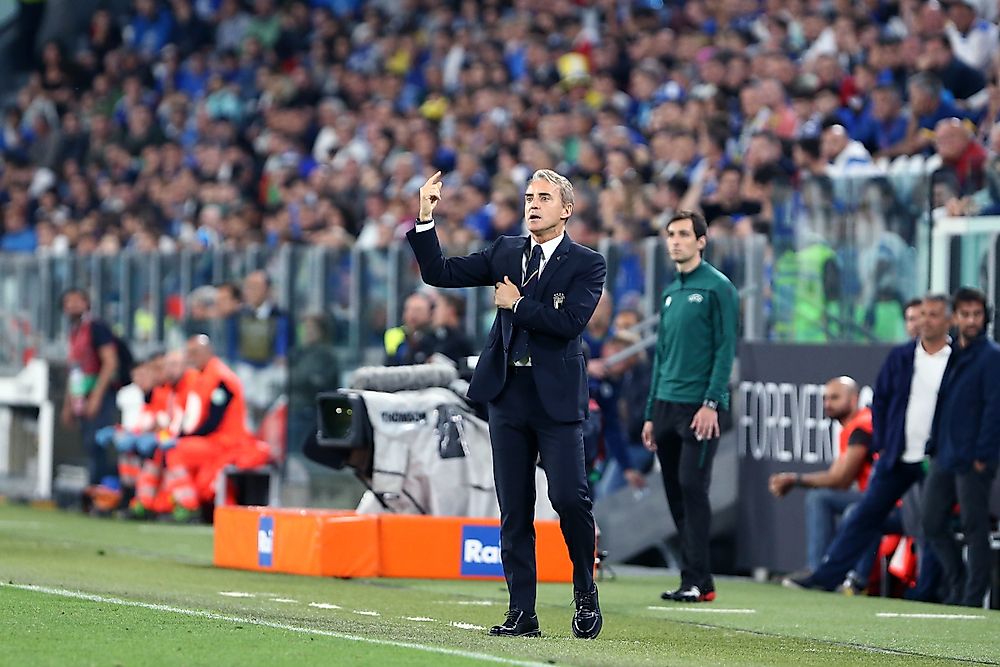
[702,399,718,411]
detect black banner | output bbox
[735,342,894,573]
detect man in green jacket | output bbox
[641,210,739,603]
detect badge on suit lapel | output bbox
[553,293,566,309]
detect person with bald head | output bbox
[821,124,873,176]
[933,117,987,195]
[786,294,952,598]
[770,377,877,574]
[161,335,269,521]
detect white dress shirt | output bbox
[902,341,952,463]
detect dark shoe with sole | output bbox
[572,586,603,639]
[663,585,716,602]
[488,610,541,638]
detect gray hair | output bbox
[908,72,942,98]
[188,285,217,309]
[529,169,574,206]
[923,293,952,314]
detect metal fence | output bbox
[0,235,769,373]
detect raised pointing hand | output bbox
[419,170,443,220]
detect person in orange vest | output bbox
[132,349,200,518]
[768,376,894,586]
[163,335,269,521]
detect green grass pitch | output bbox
[1,503,997,666]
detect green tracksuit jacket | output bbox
[644,259,739,420]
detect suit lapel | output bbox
[535,233,572,298]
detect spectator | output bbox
[227,270,292,416]
[822,124,874,176]
[612,307,642,334]
[589,329,653,498]
[919,34,987,109]
[697,165,763,227]
[905,72,965,155]
[1,203,37,253]
[428,292,474,366]
[583,290,613,360]
[944,0,999,71]
[287,313,340,456]
[126,0,174,59]
[184,285,217,338]
[904,297,924,339]
[933,118,987,195]
[869,84,910,158]
[215,282,242,321]
[384,291,435,366]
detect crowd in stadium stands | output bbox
[0,0,998,261]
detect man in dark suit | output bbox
[407,169,607,639]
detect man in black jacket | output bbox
[923,287,1000,607]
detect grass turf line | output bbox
[1,504,998,666]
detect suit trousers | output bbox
[487,366,595,614]
[922,461,998,607]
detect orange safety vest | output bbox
[167,369,199,436]
[181,356,251,442]
[840,407,875,492]
[128,384,172,434]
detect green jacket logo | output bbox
[688,293,704,303]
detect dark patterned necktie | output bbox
[509,244,543,364]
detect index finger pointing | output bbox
[423,171,442,188]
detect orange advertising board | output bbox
[213,507,576,583]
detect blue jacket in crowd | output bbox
[927,335,1000,473]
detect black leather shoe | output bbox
[488,609,541,638]
[572,586,603,639]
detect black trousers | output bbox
[487,366,595,614]
[651,400,719,591]
[922,461,998,607]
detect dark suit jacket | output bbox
[406,226,607,423]
[927,335,1000,472]
[871,339,918,467]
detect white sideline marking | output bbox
[309,603,342,610]
[353,610,380,617]
[406,617,436,622]
[647,606,757,614]
[0,520,43,529]
[137,524,212,535]
[440,600,496,606]
[219,591,255,598]
[876,612,984,620]
[4,583,548,667]
[272,598,299,604]
[451,622,486,630]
